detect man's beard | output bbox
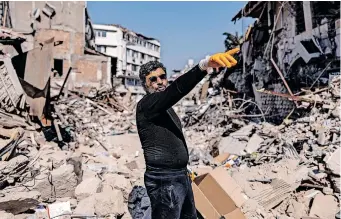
[147,85,166,94]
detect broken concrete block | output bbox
[74,190,125,217]
[33,164,77,201]
[309,193,339,219]
[0,191,40,214]
[322,187,334,195]
[40,150,72,169]
[73,196,96,215]
[218,136,247,156]
[286,200,306,219]
[0,211,14,219]
[102,173,132,200]
[245,134,263,154]
[75,177,102,200]
[324,148,340,176]
[94,190,125,216]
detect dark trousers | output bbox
[144,166,197,219]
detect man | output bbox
[136,48,239,219]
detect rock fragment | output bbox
[0,191,40,214]
[75,177,102,200]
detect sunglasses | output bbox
[149,74,167,83]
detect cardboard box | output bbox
[192,167,248,219]
[213,153,230,164]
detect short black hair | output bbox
[139,61,166,88]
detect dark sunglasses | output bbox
[149,74,167,83]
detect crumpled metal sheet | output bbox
[22,37,54,117]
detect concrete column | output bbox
[303,1,313,32]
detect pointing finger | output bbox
[226,47,240,55]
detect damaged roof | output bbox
[111,24,159,42]
[231,1,266,22]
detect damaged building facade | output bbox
[94,24,161,94]
[6,1,112,93]
[228,1,340,121]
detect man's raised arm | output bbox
[139,48,239,119]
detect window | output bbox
[126,78,142,87]
[132,64,138,71]
[96,31,107,38]
[132,50,138,58]
[98,46,106,53]
[54,59,63,77]
[126,78,135,86]
[141,53,145,60]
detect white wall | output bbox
[94,24,161,80]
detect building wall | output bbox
[9,1,85,33]
[94,24,125,76]
[8,1,111,89]
[93,24,161,91]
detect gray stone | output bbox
[325,148,340,176]
[245,134,263,154]
[74,190,125,217]
[75,177,102,200]
[32,164,77,201]
[218,136,247,156]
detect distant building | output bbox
[93,24,161,94]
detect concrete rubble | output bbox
[0,1,339,219]
[180,75,340,219]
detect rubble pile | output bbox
[0,84,149,218]
[185,76,341,218]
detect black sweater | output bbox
[136,65,207,169]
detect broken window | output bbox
[54,59,63,77]
[295,1,306,35]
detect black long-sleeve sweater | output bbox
[136,65,208,169]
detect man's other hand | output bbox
[208,48,240,69]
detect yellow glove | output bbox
[208,48,240,68]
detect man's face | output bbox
[145,67,168,93]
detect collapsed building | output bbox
[225,1,340,122]
[0,1,112,119]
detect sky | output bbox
[87,1,254,72]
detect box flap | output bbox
[197,174,237,215]
[209,167,248,207]
[223,208,246,219]
[192,183,221,219]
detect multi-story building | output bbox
[93,24,161,94]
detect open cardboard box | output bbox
[192,166,248,219]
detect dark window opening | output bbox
[295,1,306,35]
[54,59,63,77]
[301,39,320,54]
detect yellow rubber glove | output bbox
[208,47,240,69]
